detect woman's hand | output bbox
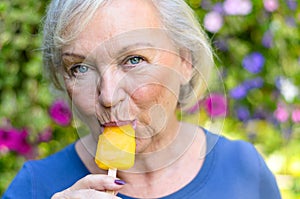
[51,174,125,199]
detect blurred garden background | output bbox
[0,0,299,198]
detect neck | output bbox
[75,123,206,198]
[117,123,206,198]
[126,121,197,173]
[75,120,202,175]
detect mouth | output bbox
[101,120,137,129]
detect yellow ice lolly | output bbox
[95,124,135,170]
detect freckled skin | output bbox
[62,0,191,154]
[56,1,209,198]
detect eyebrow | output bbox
[62,52,86,60]
[116,42,155,54]
[61,42,155,62]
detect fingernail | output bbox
[114,179,126,185]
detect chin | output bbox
[134,137,154,154]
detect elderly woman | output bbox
[4,0,281,198]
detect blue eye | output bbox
[124,56,145,66]
[70,64,89,76]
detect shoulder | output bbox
[28,142,89,187]
[3,143,89,199]
[2,161,34,199]
[206,130,261,167]
[213,132,269,179]
[28,142,79,171]
[204,130,281,198]
[202,130,263,183]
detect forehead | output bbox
[65,0,163,48]
[61,0,179,62]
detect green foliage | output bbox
[0,0,299,198]
[186,0,300,197]
[0,0,78,195]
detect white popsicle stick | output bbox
[107,168,117,195]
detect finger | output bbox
[52,189,122,199]
[69,174,125,192]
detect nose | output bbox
[98,68,126,108]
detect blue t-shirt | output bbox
[3,130,281,199]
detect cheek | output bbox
[131,85,163,105]
[64,77,98,115]
[130,84,178,138]
[130,84,178,115]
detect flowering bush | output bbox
[186,0,300,197]
[48,99,72,126]
[0,0,78,194]
[0,126,32,156]
[0,0,299,197]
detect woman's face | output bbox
[61,0,191,153]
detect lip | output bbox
[102,120,137,129]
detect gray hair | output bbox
[42,0,214,110]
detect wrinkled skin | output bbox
[53,0,206,198]
[62,0,192,155]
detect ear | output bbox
[179,48,193,85]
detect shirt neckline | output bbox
[117,129,218,199]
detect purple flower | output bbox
[262,30,273,48]
[253,109,268,120]
[230,84,248,99]
[205,93,227,117]
[230,78,264,100]
[213,3,225,14]
[263,0,279,12]
[242,52,265,74]
[283,127,292,140]
[286,0,297,10]
[204,11,224,33]
[275,76,282,90]
[214,39,228,51]
[201,0,213,10]
[223,0,252,15]
[285,17,296,27]
[0,128,32,155]
[49,99,72,126]
[236,106,250,121]
[243,77,264,90]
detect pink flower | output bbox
[38,127,53,142]
[185,101,201,114]
[49,99,72,126]
[204,11,223,33]
[292,109,300,123]
[224,0,252,15]
[263,0,279,12]
[274,104,289,123]
[16,129,32,155]
[0,145,9,155]
[0,128,21,152]
[0,127,32,155]
[205,93,227,118]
